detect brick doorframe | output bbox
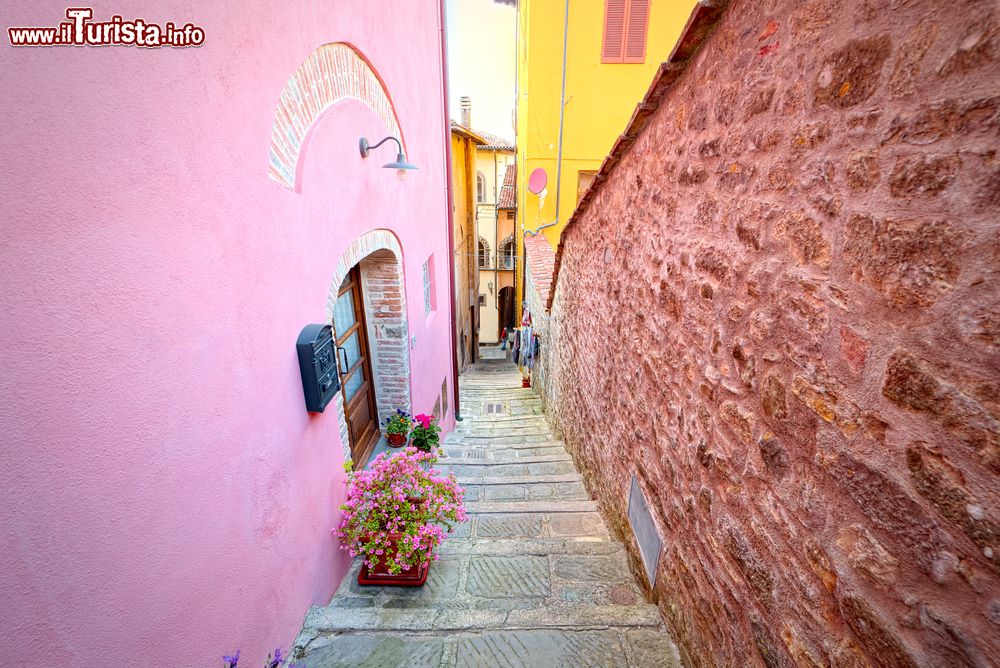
[325,229,410,460]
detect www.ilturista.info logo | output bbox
[8,8,205,48]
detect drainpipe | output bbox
[524,0,569,240]
[439,0,462,421]
[494,150,499,341]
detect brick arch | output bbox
[269,42,404,190]
[325,229,411,461]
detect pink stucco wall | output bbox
[0,1,454,665]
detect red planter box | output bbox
[357,532,430,586]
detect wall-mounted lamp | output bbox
[359,136,418,171]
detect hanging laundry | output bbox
[517,325,533,375]
[526,334,539,370]
[512,328,521,365]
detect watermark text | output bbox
[8,8,205,48]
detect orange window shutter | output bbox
[623,0,650,63]
[602,0,627,63]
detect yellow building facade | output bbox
[450,122,486,371]
[514,0,696,309]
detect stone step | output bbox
[297,628,681,668]
[460,395,540,402]
[445,435,561,445]
[302,602,663,635]
[449,432,554,440]
[447,432,556,441]
[437,452,570,464]
[452,419,551,428]
[441,446,568,462]
[444,441,565,452]
[435,460,579,477]
[465,500,599,514]
[455,415,549,423]
[439,537,620,556]
[328,549,636,600]
[456,473,583,485]
[444,509,611,541]
[461,480,590,503]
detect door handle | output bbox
[337,346,349,374]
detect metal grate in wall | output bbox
[482,402,508,415]
[628,474,663,586]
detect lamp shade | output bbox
[383,152,419,170]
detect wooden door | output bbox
[333,266,380,467]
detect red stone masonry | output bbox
[524,233,556,307]
[541,0,1000,666]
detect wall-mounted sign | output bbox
[296,324,340,413]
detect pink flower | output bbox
[414,413,433,429]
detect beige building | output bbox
[473,132,516,344]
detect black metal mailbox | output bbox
[296,324,340,413]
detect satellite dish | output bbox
[528,168,547,195]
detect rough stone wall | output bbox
[543,0,1000,666]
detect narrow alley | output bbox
[4,0,998,665]
[293,353,681,667]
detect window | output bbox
[602,0,650,64]
[500,240,516,270]
[422,255,436,315]
[478,294,486,306]
[578,170,598,202]
[478,238,491,268]
[476,172,487,203]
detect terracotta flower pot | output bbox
[522,377,531,388]
[357,532,430,587]
[386,432,407,448]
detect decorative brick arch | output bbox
[325,229,411,460]
[269,43,405,189]
[478,236,491,268]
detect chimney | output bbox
[460,96,472,128]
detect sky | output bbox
[445,0,516,141]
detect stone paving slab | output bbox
[301,629,682,668]
[439,538,621,557]
[464,500,599,514]
[438,452,572,465]
[437,461,579,477]
[295,358,679,667]
[445,511,610,541]
[456,473,583,485]
[303,602,662,634]
[442,446,570,461]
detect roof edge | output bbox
[450,121,488,145]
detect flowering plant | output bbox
[222,647,300,667]
[383,409,412,436]
[410,413,441,453]
[336,448,466,575]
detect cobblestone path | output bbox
[294,357,682,667]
